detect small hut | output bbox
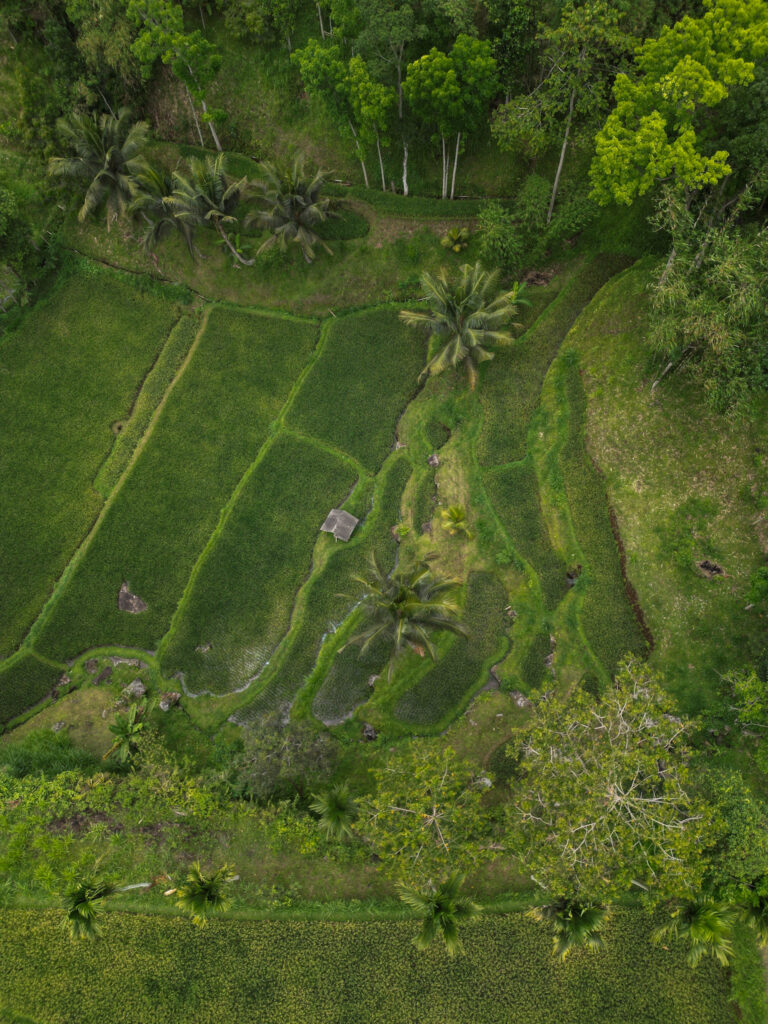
[320,508,359,542]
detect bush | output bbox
[0,729,97,778]
[478,200,523,273]
[512,174,550,240]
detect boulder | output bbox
[51,721,67,733]
[123,679,147,700]
[427,453,440,468]
[159,692,181,712]
[509,690,532,709]
[362,723,377,741]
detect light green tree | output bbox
[590,0,768,207]
[127,0,224,151]
[507,659,713,901]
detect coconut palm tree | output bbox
[173,863,236,926]
[128,163,196,256]
[103,702,146,765]
[528,898,609,960]
[400,263,528,389]
[440,504,473,540]
[652,898,738,967]
[62,875,116,940]
[164,153,254,266]
[397,873,481,957]
[343,555,467,680]
[48,107,149,228]
[247,156,334,263]
[310,783,357,840]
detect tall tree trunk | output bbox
[286,31,292,51]
[396,56,403,118]
[376,133,386,191]
[658,245,677,287]
[200,97,223,152]
[450,131,461,201]
[198,2,206,26]
[547,88,575,225]
[348,120,369,188]
[98,88,116,117]
[216,223,255,265]
[441,136,448,200]
[402,141,409,196]
[317,3,325,37]
[185,85,205,147]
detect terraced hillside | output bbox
[0,252,650,734]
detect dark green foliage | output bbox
[311,638,389,724]
[729,922,768,1024]
[160,435,357,695]
[174,863,235,927]
[288,308,426,472]
[520,630,552,691]
[412,471,437,532]
[0,655,58,727]
[477,200,523,273]
[393,573,508,726]
[36,308,318,661]
[0,729,97,778]
[0,267,180,658]
[424,418,451,451]
[397,873,481,956]
[0,908,734,1023]
[483,460,565,609]
[235,454,410,722]
[560,361,647,674]
[478,255,625,467]
[316,209,370,241]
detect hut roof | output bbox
[320,508,359,542]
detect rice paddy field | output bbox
[1,245,764,736]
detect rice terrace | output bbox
[1,0,768,1022]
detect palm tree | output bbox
[103,702,146,764]
[400,263,528,389]
[397,873,481,957]
[62,875,116,940]
[652,898,738,967]
[128,163,196,256]
[527,898,609,960]
[247,156,335,263]
[343,555,467,680]
[48,107,149,228]
[440,504,473,540]
[173,863,236,926]
[166,154,254,266]
[310,783,357,840]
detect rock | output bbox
[421,521,433,536]
[566,565,582,587]
[118,582,148,614]
[367,674,378,689]
[362,723,377,741]
[476,776,493,788]
[159,692,181,712]
[95,666,113,685]
[509,690,532,709]
[697,559,725,578]
[84,659,99,674]
[196,643,212,654]
[504,605,516,620]
[51,721,67,733]
[57,673,71,687]
[123,679,147,700]
[427,453,440,468]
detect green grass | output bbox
[311,636,391,725]
[483,460,566,611]
[35,307,318,661]
[558,355,648,677]
[477,255,627,468]
[235,453,411,723]
[392,572,509,727]
[0,908,734,1024]
[0,265,184,658]
[159,434,357,695]
[0,653,60,727]
[729,923,768,1024]
[519,630,553,691]
[564,260,768,710]
[287,308,426,473]
[93,310,202,498]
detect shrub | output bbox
[0,729,97,778]
[477,200,523,273]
